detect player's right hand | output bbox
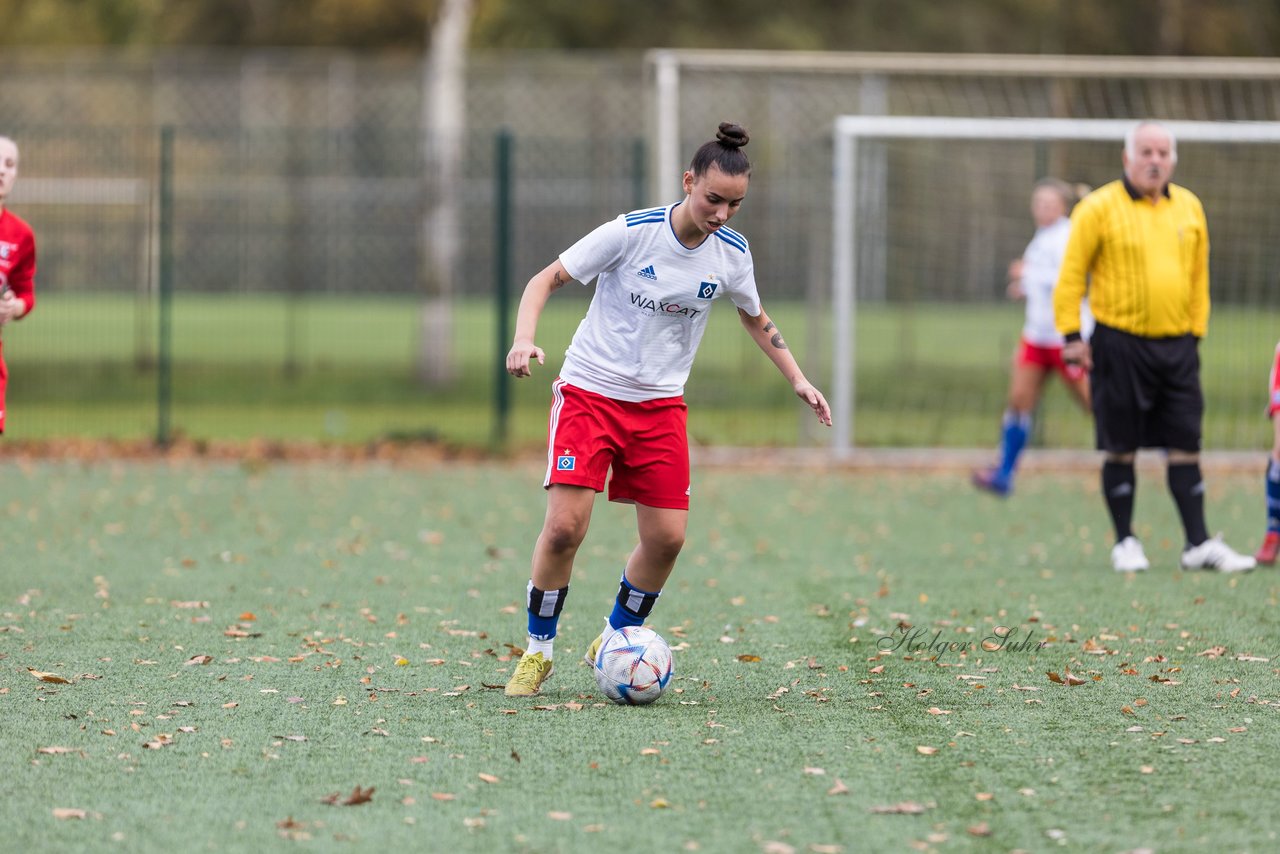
[506,339,545,378]
[1062,339,1092,371]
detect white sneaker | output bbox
[1180,536,1257,573]
[1111,536,1150,572]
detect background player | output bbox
[1253,341,1280,565]
[0,135,38,436]
[973,178,1092,496]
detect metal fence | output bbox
[4,50,1280,448]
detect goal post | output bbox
[830,115,1280,456]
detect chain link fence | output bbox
[4,50,1280,448]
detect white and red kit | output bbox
[545,201,763,508]
[0,208,37,434]
[1268,340,1280,418]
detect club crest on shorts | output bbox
[556,454,576,471]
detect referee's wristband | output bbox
[1063,332,1082,344]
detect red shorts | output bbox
[1268,341,1280,418]
[543,379,690,510]
[0,339,7,434]
[1017,337,1086,383]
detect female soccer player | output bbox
[503,122,831,696]
[0,135,38,436]
[973,178,1091,496]
[1254,341,1280,565]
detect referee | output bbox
[1053,120,1255,573]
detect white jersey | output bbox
[1021,216,1094,346]
[557,202,763,402]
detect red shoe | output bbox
[1255,531,1280,566]
[971,468,1011,497]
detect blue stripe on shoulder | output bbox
[626,214,665,228]
[714,229,747,253]
[625,206,666,221]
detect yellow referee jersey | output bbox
[1053,178,1209,339]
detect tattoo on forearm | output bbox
[762,321,787,350]
[552,270,565,289]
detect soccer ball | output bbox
[593,626,674,705]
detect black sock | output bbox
[1102,461,1136,542]
[1167,462,1209,547]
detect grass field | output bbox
[2,459,1278,853]
[5,294,1277,449]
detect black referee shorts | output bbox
[1090,323,1203,453]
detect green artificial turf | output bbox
[1,460,1278,852]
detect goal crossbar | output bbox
[831,115,1280,456]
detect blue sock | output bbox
[1267,458,1280,533]
[995,410,1031,484]
[526,581,568,641]
[608,575,660,631]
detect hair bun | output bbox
[716,122,749,149]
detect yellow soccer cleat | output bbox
[504,652,554,697]
[583,619,615,667]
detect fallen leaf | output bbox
[736,654,762,662]
[37,746,78,755]
[52,808,87,820]
[547,811,572,821]
[968,822,992,837]
[926,707,952,715]
[828,779,849,796]
[869,802,929,814]
[320,786,374,807]
[431,793,455,801]
[803,766,825,775]
[649,798,669,809]
[916,745,938,755]
[28,668,71,684]
[478,773,500,784]
[184,655,213,666]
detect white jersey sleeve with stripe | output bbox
[557,201,762,402]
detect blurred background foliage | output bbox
[2,0,1279,55]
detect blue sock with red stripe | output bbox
[1266,458,1280,534]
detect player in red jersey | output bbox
[1253,342,1280,565]
[0,136,38,434]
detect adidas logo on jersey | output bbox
[636,265,657,280]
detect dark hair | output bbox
[689,122,751,178]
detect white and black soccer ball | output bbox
[593,626,674,705]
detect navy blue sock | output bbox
[1167,462,1209,547]
[1102,460,1136,542]
[995,410,1031,484]
[1266,458,1280,533]
[608,576,660,631]
[526,581,568,641]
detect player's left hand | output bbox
[0,291,21,325]
[794,382,832,426]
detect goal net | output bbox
[830,116,1280,455]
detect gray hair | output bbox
[1124,121,1177,165]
